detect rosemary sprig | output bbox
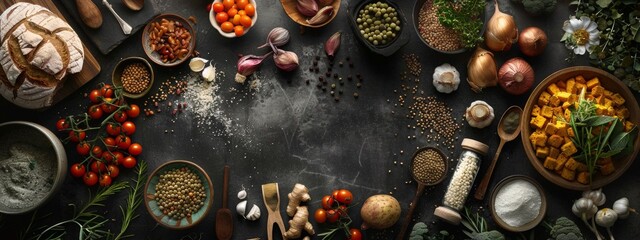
[112,160,148,240]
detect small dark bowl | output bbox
[112,57,154,99]
[144,160,214,229]
[142,14,195,67]
[347,0,410,56]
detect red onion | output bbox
[498,58,534,95]
[518,27,548,57]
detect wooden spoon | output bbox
[215,165,233,240]
[122,0,144,11]
[75,0,103,29]
[474,106,523,200]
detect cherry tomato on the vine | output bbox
[101,98,117,113]
[90,160,107,173]
[76,142,90,156]
[91,145,103,157]
[70,163,86,178]
[100,84,114,98]
[106,123,121,136]
[338,205,348,215]
[128,143,142,156]
[121,156,137,168]
[321,195,335,210]
[314,209,327,224]
[116,135,131,149]
[107,164,120,178]
[89,89,102,103]
[348,229,362,240]
[83,172,98,186]
[126,104,140,118]
[113,111,128,123]
[99,174,112,187]
[101,151,114,163]
[104,137,116,151]
[88,104,103,119]
[336,189,353,205]
[326,209,340,223]
[56,118,69,131]
[113,151,125,165]
[332,190,340,199]
[69,130,86,143]
[121,121,136,135]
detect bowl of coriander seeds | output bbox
[112,57,154,99]
[144,160,213,229]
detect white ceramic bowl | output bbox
[209,0,258,38]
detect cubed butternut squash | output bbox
[549,147,561,158]
[536,146,550,159]
[575,75,586,83]
[543,157,558,170]
[539,92,551,106]
[547,83,561,95]
[555,153,569,171]
[611,93,625,106]
[577,172,590,184]
[548,135,564,148]
[600,162,616,176]
[532,105,541,116]
[561,168,576,181]
[541,105,554,118]
[586,77,600,89]
[561,141,578,155]
[592,85,605,97]
[566,79,577,94]
[530,115,547,129]
[565,158,580,171]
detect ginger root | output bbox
[286,183,311,217]
[284,206,314,239]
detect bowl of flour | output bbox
[0,121,66,214]
[490,175,547,232]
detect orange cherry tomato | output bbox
[212,2,224,13]
[236,0,248,9]
[222,0,234,10]
[234,25,244,37]
[240,15,252,28]
[237,10,246,16]
[227,8,238,17]
[215,12,229,24]
[244,4,255,16]
[232,14,241,25]
[314,209,327,223]
[220,21,234,33]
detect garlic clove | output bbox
[324,31,341,58]
[237,189,247,200]
[296,0,318,17]
[189,57,208,72]
[245,204,261,221]
[202,63,217,82]
[273,49,299,72]
[306,6,334,25]
[236,200,248,217]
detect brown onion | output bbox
[498,58,535,95]
[518,27,548,57]
[485,0,518,51]
[467,47,498,93]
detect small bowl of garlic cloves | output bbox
[280,0,341,28]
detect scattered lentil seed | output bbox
[154,167,206,220]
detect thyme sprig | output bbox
[435,0,485,48]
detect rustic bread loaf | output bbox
[0,2,84,109]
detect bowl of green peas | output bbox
[348,0,409,56]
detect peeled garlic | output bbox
[238,188,247,200]
[189,57,208,72]
[202,63,217,82]
[236,200,248,216]
[245,204,261,221]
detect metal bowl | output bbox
[142,14,195,67]
[111,57,154,99]
[144,160,214,229]
[0,121,66,214]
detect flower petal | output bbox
[586,22,598,32]
[580,16,592,28]
[563,20,575,33]
[574,45,586,55]
[570,18,584,30]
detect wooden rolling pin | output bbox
[75,0,103,29]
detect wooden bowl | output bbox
[142,14,195,67]
[280,0,340,28]
[209,0,258,38]
[347,0,410,56]
[144,160,214,229]
[111,57,154,99]
[490,175,547,232]
[521,66,640,190]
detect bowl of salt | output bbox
[490,175,547,232]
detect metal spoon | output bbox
[396,147,448,240]
[474,105,523,200]
[122,0,144,11]
[215,165,233,240]
[102,0,132,35]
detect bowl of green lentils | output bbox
[144,160,213,229]
[347,0,410,56]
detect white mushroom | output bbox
[432,63,460,93]
[465,100,495,128]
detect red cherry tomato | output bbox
[101,151,114,163]
[91,145,103,157]
[321,195,335,210]
[101,98,117,113]
[107,164,120,178]
[83,172,98,186]
[76,142,90,156]
[56,118,69,131]
[121,121,136,135]
[348,229,362,240]
[116,135,131,149]
[70,163,86,178]
[100,84,114,98]
[126,104,140,118]
[336,189,353,205]
[128,143,142,156]
[90,160,107,173]
[99,174,112,187]
[121,156,137,168]
[332,190,340,199]
[69,130,86,143]
[89,89,102,103]
[113,111,128,123]
[104,137,116,151]
[113,151,125,165]
[326,209,340,223]
[314,209,327,224]
[106,123,121,136]
[88,104,104,119]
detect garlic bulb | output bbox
[465,100,495,128]
[596,208,618,228]
[236,200,248,216]
[432,63,460,93]
[613,197,630,219]
[573,198,598,220]
[582,189,606,207]
[189,57,208,72]
[245,204,261,221]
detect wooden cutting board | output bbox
[0,0,100,107]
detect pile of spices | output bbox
[407,96,462,148]
[412,148,446,184]
[403,54,421,77]
[154,167,206,220]
[494,179,542,227]
[502,111,520,134]
[308,54,362,101]
[417,0,463,52]
[143,76,188,117]
[121,63,151,94]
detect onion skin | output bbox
[467,47,498,93]
[518,27,548,57]
[485,0,518,51]
[498,57,535,95]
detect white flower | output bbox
[562,16,600,55]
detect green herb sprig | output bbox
[112,160,148,240]
[435,0,485,48]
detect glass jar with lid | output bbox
[434,138,489,225]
